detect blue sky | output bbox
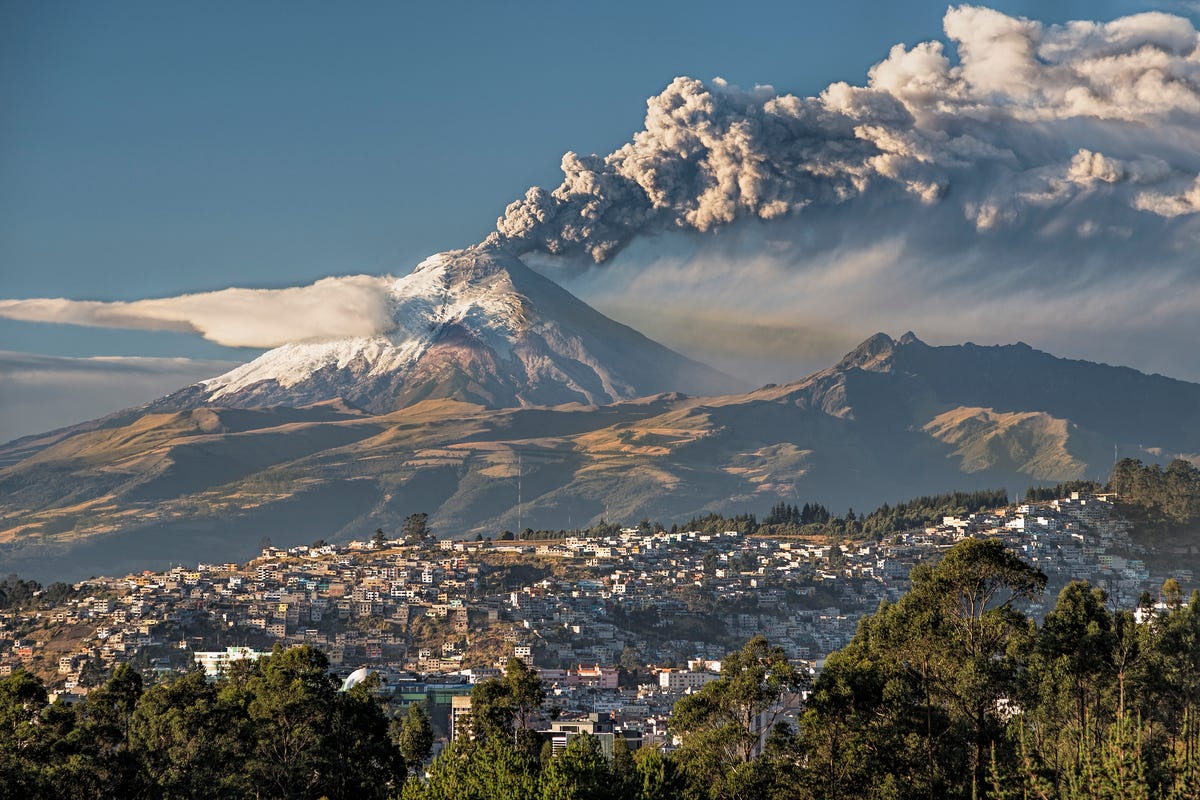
[0,0,1171,351]
[1,0,1198,439]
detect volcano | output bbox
[154,245,741,413]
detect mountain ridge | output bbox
[3,330,1198,581]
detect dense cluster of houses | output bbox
[1,492,1188,746]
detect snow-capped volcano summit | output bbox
[163,245,740,412]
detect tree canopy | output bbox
[0,645,403,800]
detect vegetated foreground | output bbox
[4,537,1200,799]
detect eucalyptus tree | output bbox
[670,635,805,799]
[801,537,1045,800]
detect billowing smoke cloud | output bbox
[487,4,1200,385]
[0,275,396,348]
[492,5,1200,262]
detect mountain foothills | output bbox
[1,247,1199,580]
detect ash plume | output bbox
[492,5,1200,262]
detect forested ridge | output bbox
[5,537,1200,799]
[364,459,1199,548]
[694,459,1200,544]
[1109,458,1200,526]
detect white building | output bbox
[659,669,719,691]
[193,646,270,678]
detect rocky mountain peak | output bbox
[836,332,899,372]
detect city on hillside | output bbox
[2,488,1192,751]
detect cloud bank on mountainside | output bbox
[0,352,241,442]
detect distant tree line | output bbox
[501,519,627,542]
[764,502,833,527]
[672,488,1009,542]
[852,488,1010,539]
[1109,458,1200,525]
[1023,480,1104,503]
[0,574,76,611]
[678,512,760,536]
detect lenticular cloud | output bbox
[492,5,1200,261]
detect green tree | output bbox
[911,538,1045,798]
[505,658,546,736]
[42,582,75,607]
[1163,578,1184,608]
[233,644,402,800]
[609,735,638,799]
[404,513,431,545]
[0,574,41,610]
[671,636,805,799]
[469,658,545,751]
[801,538,1045,800]
[1137,593,1200,789]
[410,737,540,800]
[327,676,406,800]
[469,678,514,743]
[243,645,336,799]
[128,670,249,799]
[397,702,435,773]
[77,658,107,689]
[1023,582,1117,780]
[0,670,51,800]
[632,746,684,800]
[619,646,642,673]
[65,663,146,799]
[539,732,612,800]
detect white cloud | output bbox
[1134,173,1200,215]
[0,275,396,348]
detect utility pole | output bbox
[517,450,522,533]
